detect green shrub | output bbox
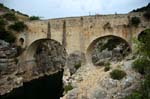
[74,62,81,70]
[0,17,6,27]
[104,65,110,72]
[126,29,150,99]
[138,29,150,57]
[125,75,150,99]
[9,21,27,32]
[131,3,150,12]
[0,28,16,43]
[64,84,73,93]
[101,38,122,51]
[143,11,150,20]
[0,3,4,8]
[0,3,9,10]
[125,91,142,99]
[2,13,17,21]
[131,17,141,27]
[110,69,126,80]
[11,9,15,12]
[133,58,150,75]
[30,16,40,20]
[141,75,150,98]
[104,62,111,72]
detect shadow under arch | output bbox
[25,38,67,62]
[86,35,132,64]
[1,39,67,99]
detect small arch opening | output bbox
[138,29,150,43]
[19,38,24,45]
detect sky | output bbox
[0,0,149,19]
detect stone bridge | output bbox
[17,12,149,64]
[0,12,150,96]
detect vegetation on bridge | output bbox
[130,17,141,27]
[30,16,40,20]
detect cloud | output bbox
[0,0,149,19]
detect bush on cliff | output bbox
[0,17,6,27]
[133,58,150,75]
[131,17,141,27]
[9,21,27,32]
[64,84,73,93]
[30,16,40,20]
[143,11,150,20]
[110,69,126,80]
[2,13,17,21]
[104,62,111,72]
[0,28,16,43]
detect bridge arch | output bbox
[22,38,67,71]
[86,35,131,65]
[137,29,150,42]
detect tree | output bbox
[138,29,150,57]
[0,17,6,27]
[0,28,16,43]
[2,13,17,21]
[131,17,141,27]
[30,16,40,20]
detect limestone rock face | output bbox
[62,60,141,99]
[65,88,79,99]
[90,88,107,99]
[67,51,85,75]
[0,40,19,95]
[33,41,66,75]
[0,40,67,95]
[0,40,18,73]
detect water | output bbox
[0,70,64,99]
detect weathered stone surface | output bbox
[121,76,133,89]
[66,88,79,99]
[67,51,85,75]
[91,88,107,99]
[0,40,19,95]
[62,60,142,99]
[34,41,66,73]
[101,77,118,90]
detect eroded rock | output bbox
[67,51,85,75]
